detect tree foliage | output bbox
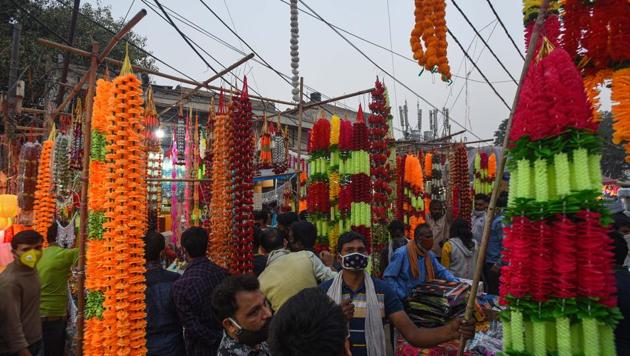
[493,118,508,146]
[0,0,154,109]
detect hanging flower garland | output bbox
[337,118,354,239]
[209,92,232,268]
[184,108,193,228]
[307,116,330,249]
[145,87,162,231]
[33,127,56,245]
[403,154,424,239]
[612,67,630,163]
[17,141,41,225]
[69,98,84,170]
[449,144,471,225]
[473,151,493,195]
[144,86,160,152]
[201,98,215,231]
[328,115,341,253]
[52,133,71,207]
[500,43,620,355]
[410,0,451,81]
[99,52,147,354]
[229,78,255,275]
[84,75,113,354]
[271,121,289,174]
[259,114,273,169]
[395,155,405,221]
[348,105,372,249]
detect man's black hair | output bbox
[254,210,269,223]
[290,221,317,250]
[388,220,405,235]
[474,193,490,203]
[277,212,299,228]
[261,228,284,252]
[181,227,208,258]
[144,231,165,261]
[497,191,509,208]
[337,231,367,254]
[413,223,431,238]
[47,223,58,243]
[612,212,630,230]
[269,288,347,356]
[11,230,43,250]
[450,218,474,249]
[211,275,261,322]
[253,226,263,251]
[298,210,309,221]
[429,200,444,209]
[611,231,629,267]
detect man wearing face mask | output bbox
[212,275,273,356]
[384,224,458,300]
[321,232,475,356]
[0,230,44,356]
[425,200,451,258]
[471,194,490,244]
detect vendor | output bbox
[384,224,458,300]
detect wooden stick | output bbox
[424,130,466,143]
[38,38,296,107]
[52,9,147,118]
[75,41,99,356]
[456,1,551,355]
[295,77,304,209]
[157,53,254,117]
[279,87,374,116]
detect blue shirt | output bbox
[320,276,403,356]
[486,215,504,265]
[383,245,458,300]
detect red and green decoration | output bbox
[500,40,620,355]
[348,105,371,250]
[473,151,494,195]
[229,78,255,275]
[307,115,331,249]
[337,118,354,244]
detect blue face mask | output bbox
[340,252,369,271]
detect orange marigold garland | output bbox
[209,92,232,268]
[100,52,147,355]
[410,0,451,81]
[611,67,630,163]
[33,127,56,245]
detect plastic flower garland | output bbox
[403,154,424,239]
[271,118,289,174]
[500,43,620,355]
[473,151,493,195]
[52,133,71,206]
[410,0,451,80]
[33,127,56,244]
[328,115,341,252]
[337,118,354,241]
[69,99,84,170]
[349,105,372,250]
[307,116,330,249]
[449,144,471,225]
[184,109,193,228]
[17,141,41,223]
[259,115,273,168]
[612,68,630,163]
[201,99,214,230]
[395,155,406,221]
[144,86,161,152]
[209,93,232,268]
[229,78,255,274]
[84,76,112,354]
[99,55,147,354]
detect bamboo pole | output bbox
[52,9,147,118]
[456,1,550,355]
[279,87,374,116]
[157,53,254,117]
[294,77,304,210]
[75,41,99,356]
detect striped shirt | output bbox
[320,276,403,356]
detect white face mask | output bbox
[472,210,485,217]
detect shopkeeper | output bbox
[384,224,458,300]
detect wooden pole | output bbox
[52,9,147,118]
[294,77,304,210]
[279,87,374,116]
[456,1,550,354]
[38,38,296,107]
[157,53,254,117]
[75,41,99,356]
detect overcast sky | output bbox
[90,0,525,141]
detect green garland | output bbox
[85,290,105,319]
[505,191,612,224]
[88,211,105,240]
[90,131,106,161]
[508,129,601,166]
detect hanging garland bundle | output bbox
[337,119,354,239]
[612,68,630,163]
[307,116,331,248]
[348,105,372,249]
[201,98,215,231]
[33,128,56,244]
[184,109,193,228]
[229,78,255,275]
[410,0,451,80]
[271,124,289,174]
[473,151,493,195]
[52,133,71,205]
[395,155,405,221]
[500,43,620,355]
[84,76,113,354]
[145,89,162,231]
[17,141,41,223]
[448,144,471,225]
[425,152,447,207]
[69,99,84,170]
[402,154,424,239]
[209,92,233,268]
[328,115,341,252]
[144,86,161,152]
[259,115,273,168]
[98,54,147,354]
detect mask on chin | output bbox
[472,210,485,217]
[229,318,270,347]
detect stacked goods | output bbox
[406,281,469,328]
[473,151,493,195]
[229,78,255,274]
[84,76,113,354]
[33,128,56,244]
[410,0,451,81]
[402,154,424,239]
[52,133,71,205]
[17,141,41,224]
[500,42,620,355]
[328,115,341,252]
[99,55,147,354]
[348,106,372,249]
[369,79,393,260]
[307,116,331,249]
[209,93,232,268]
[449,144,471,226]
[70,99,84,170]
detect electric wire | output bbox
[484,0,525,60]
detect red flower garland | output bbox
[352,106,369,151]
[307,182,330,214]
[499,216,533,299]
[229,78,255,275]
[368,79,392,223]
[552,214,578,299]
[308,118,331,153]
[449,144,471,225]
[529,219,553,302]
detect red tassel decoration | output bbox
[552,214,578,299]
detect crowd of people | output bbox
[0,195,628,355]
